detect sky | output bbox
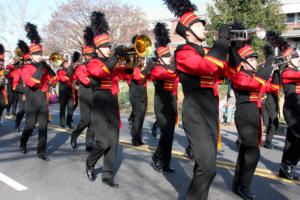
[0,0,212,53]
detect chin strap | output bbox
[187,27,204,43]
[242,58,256,71]
[97,47,108,58]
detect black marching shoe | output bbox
[85,146,93,152]
[67,124,73,129]
[132,139,140,146]
[233,185,256,200]
[162,165,175,173]
[60,124,65,128]
[151,125,158,138]
[86,163,96,181]
[37,154,50,161]
[235,139,241,150]
[137,139,144,146]
[263,141,274,150]
[15,124,21,132]
[20,144,27,154]
[102,178,119,188]
[151,158,162,172]
[279,163,298,180]
[70,134,77,149]
[185,147,194,160]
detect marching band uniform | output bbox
[5,64,18,116]
[85,11,127,187]
[279,47,300,180]
[13,40,31,132]
[57,61,75,129]
[150,22,178,173]
[228,45,278,200]
[13,66,26,131]
[164,1,231,199]
[263,72,280,149]
[128,65,148,146]
[0,44,8,121]
[19,23,56,161]
[71,30,95,152]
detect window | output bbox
[287,13,295,23]
[297,13,300,22]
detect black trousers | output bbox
[282,96,300,166]
[72,84,94,146]
[153,91,176,166]
[86,90,119,180]
[0,92,6,119]
[182,89,218,200]
[281,128,300,166]
[129,82,147,143]
[59,84,74,126]
[234,103,260,188]
[15,93,25,128]
[264,94,279,144]
[261,99,269,129]
[20,89,49,155]
[6,84,18,114]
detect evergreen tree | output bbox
[206,0,286,58]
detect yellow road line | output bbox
[4,116,300,185]
[46,124,300,185]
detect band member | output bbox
[71,26,95,152]
[85,11,126,187]
[0,44,8,122]
[164,1,231,199]
[150,22,178,173]
[5,63,18,116]
[262,45,280,150]
[57,56,75,129]
[228,43,278,200]
[127,35,148,146]
[19,23,56,161]
[13,40,30,132]
[278,45,300,180]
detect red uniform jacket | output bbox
[74,64,91,86]
[12,67,25,92]
[57,68,73,87]
[282,67,300,94]
[175,44,225,96]
[150,65,179,96]
[5,65,18,85]
[87,58,126,95]
[126,67,148,87]
[21,64,52,93]
[228,67,279,108]
[0,69,7,105]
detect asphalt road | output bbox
[0,104,299,200]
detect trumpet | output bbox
[229,25,266,41]
[49,52,64,66]
[212,25,266,41]
[119,35,152,68]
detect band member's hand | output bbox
[263,44,274,57]
[0,77,5,86]
[114,45,127,57]
[218,24,232,40]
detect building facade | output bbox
[281,0,300,53]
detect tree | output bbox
[206,0,286,57]
[42,0,150,55]
[0,0,31,57]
